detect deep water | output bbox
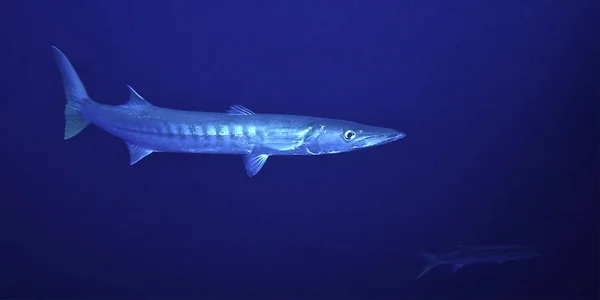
[1,1,598,299]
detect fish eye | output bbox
[343,130,356,141]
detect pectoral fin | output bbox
[452,264,464,272]
[243,153,269,177]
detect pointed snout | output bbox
[390,130,406,141]
[360,128,406,148]
[381,129,406,144]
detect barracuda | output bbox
[52,46,406,177]
[416,245,542,279]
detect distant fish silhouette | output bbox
[416,244,542,279]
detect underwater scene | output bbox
[1,1,599,299]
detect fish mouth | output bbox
[360,130,406,147]
[390,131,406,141]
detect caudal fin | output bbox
[52,46,91,140]
[416,253,439,279]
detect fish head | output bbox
[513,246,543,259]
[308,120,405,154]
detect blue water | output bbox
[1,1,598,298]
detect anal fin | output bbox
[243,153,269,177]
[125,142,153,165]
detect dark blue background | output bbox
[1,0,599,298]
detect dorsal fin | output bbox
[120,85,152,108]
[226,104,255,115]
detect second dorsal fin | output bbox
[120,85,152,108]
